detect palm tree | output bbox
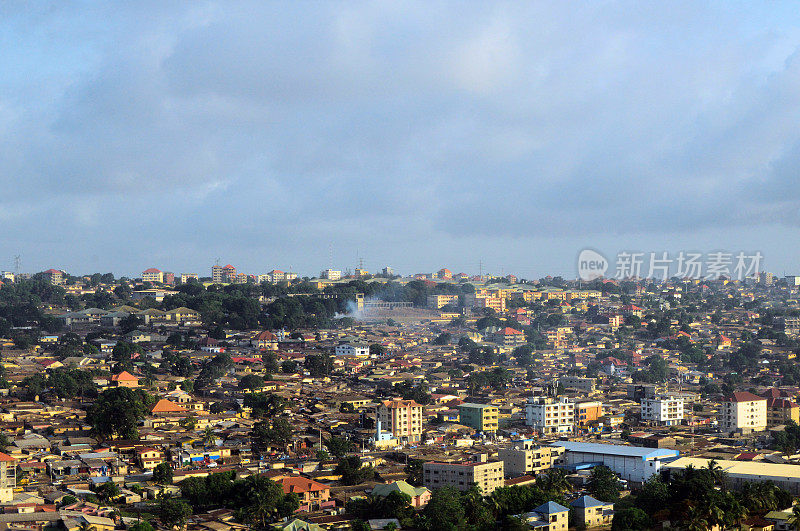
[202,426,216,449]
[684,506,709,531]
[537,468,570,493]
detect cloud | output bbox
[1,2,800,275]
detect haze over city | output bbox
[3,2,800,277]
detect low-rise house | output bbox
[370,480,431,508]
[279,477,331,511]
[570,495,614,528]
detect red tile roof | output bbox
[151,399,188,413]
[111,371,138,382]
[280,476,329,494]
[723,391,765,403]
[142,268,161,273]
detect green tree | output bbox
[128,522,155,531]
[588,466,621,501]
[159,497,192,530]
[418,486,466,531]
[153,462,173,485]
[335,456,376,486]
[87,387,154,440]
[325,436,353,458]
[238,374,264,390]
[611,507,651,530]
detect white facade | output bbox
[721,393,767,433]
[335,343,370,357]
[322,269,342,280]
[526,397,574,434]
[640,396,684,426]
[551,441,679,484]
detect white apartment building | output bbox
[721,391,767,433]
[322,269,342,280]
[640,396,684,426]
[335,342,370,357]
[526,396,574,434]
[376,399,423,443]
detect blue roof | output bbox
[534,501,569,514]
[571,495,608,508]
[551,441,679,461]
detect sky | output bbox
[3,1,800,280]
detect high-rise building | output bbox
[457,403,499,434]
[42,269,64,285]
[212,265,224,283]
[526,396,574,434]
[721,392,766,433]
[0,452,16,503]
[141,268,164,283]
[321,269,341,280]
[640,396,684,426]
[376,399,423,443]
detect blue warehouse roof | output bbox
[551,441,679,461]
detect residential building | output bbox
[371,481,431,508]
[42,269,64,285]
[423,459,504,494]
[498,440,565,477]
[559,376,596,393]
[518,501,569,531]
[457,403,499,434]
[571,495,614,529]
[279,477,331,510]
[551,441,679,484]
[574,400,603,428]
[137,448,163,469]
[492,327,526,346]
[163,272,175,284]
[0,452,16,503]
[436,268,453,280]
[110,371,139,388]
[427,294,460,309]
[526,396,574,434]
[212,265,224,283]
[212,264,237,283]
[721,391,767,433]
[335,342,370,357]
[640,396,684,426]
[269,270,286,282]
[762,389,800,426]
[464,292,506,312]
[179,273,198,283]
[321,269,341,281]
[141,268,164,283]
[376,399,423,443]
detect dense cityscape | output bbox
[6,2,800,530]
[1,264,800,530]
